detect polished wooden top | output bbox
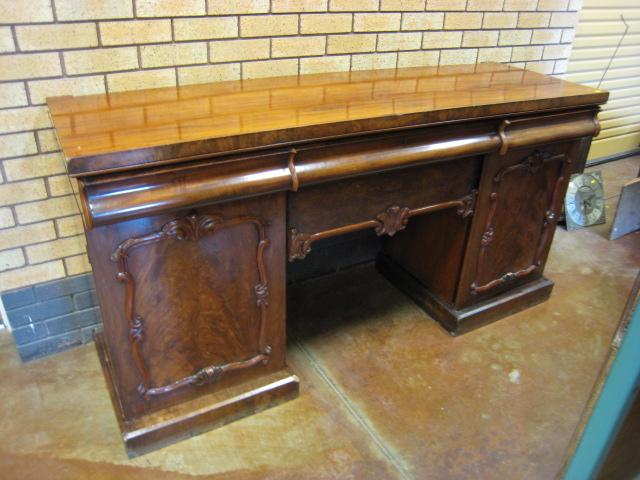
[47,62,607,176]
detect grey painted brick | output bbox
[81,323,103,343]
[12,322,49,345]
[34,273,95,301]
[73,289,98,310]
[46,307,101,336]
[1,286,36,310]
[18,330,82,362]
[6,296,74,328]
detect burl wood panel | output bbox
[47,63,608,176]
[86,194,287,420]
[456,141,584,308]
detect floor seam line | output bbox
[293,338,413,480]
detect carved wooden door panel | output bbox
[87,194,286,419]
[455,143,575,307]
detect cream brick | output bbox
[463,31,499,48]
[37,130,61,153]
[241,15,299,37]
[26,235,86,264]
[380,0,425,11]
[0,27,14,53]
[518,12,550,28]
[511,45,543,61]
[444,12,483,30]
[543,43,571,59]
[503,0,537,10]
[483,12,518,29]
[273,36,326,58]
[0,208,15,229]
[351,52,397,70]
[174,17,238,41]
[426,0,466,10]
[300,55,351,74]
[397,50,439,68]
[0,83,28,109]
[550,12,578,27]
[64,254,92,276]
[16,24,98,51]
[178,64,241,85]
[208,0,269,14]
[28,76,105,105]
[301,14,353,34]
[439,48,478,65]
[56,215,84,237]
[55,0,133,20]
[467,0,504,10]
[273,0,328,12]
[531,28,562,44]
[0,133,37,160]
[210,39,270,62]
[140,43,207,68]
[47,175,75,197]
[0,179,47,206]
[64,48,138,75]
[242,59,299,79]
[378,32,422,51]
[0,222,55,250]
[554,59,568,74]
[0,0,53,23]
[136,0,205,17]
[538,0,569,10]
[0,53,61,81]
[561,28,575,43]
[15,196,78,224]
[499,29,532,46]
[0,107,51,134]
[107,69,177,93]
[0,261,65,291]
[327,34,377,54]
[330,0,378,10]
[3,152,65,181]
[478,46,512,63]
[524,60,555,74]
[99,20,172,45]
[423,31,462,49]
[0,249,25,272]
[401,13,444,31]
[568,0,581,11]
[354,13,401,32]
[36,129,60,152]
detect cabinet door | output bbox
[455,142,576,307]
[87,193,286,420]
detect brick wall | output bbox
[0,0,581,344]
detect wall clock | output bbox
[564,171,606,231]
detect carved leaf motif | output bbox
[255,282,269,307]
[375,206,411,237]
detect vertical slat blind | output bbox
[565,0,640,161]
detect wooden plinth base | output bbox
[94,332,300,457]
[377,255,554,336]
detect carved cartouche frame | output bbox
[110,212,272,399]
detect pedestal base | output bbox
[377,255,554,336]
[94,331,299,457]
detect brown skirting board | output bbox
[377,254,554,336]
[94,331,300,458]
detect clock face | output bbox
[565,172,606,230]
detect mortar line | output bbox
[293,338,413,480]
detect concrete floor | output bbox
[0,156,638,480]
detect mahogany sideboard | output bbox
[47,63,607,456]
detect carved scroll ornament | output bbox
[289,191,477,262]
[111,212,272,399]
[471,150,571,295]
